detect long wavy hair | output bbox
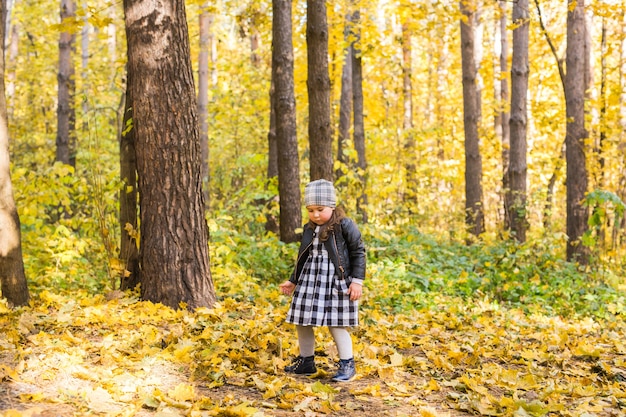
[310,206,346,241]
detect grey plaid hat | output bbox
[304,179,337,208]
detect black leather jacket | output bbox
[289,217,366,285]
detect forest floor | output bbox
[0,289,625,417]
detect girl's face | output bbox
[307,205,334,225]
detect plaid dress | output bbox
[286,227,359,327]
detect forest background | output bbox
[1,0,626,416]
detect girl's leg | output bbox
[329,326,356,381]
[285,326,317,374]
[328,327,353,360]
[296,325,315,357]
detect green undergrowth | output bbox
[210,223,625,320]
[14,186,625,321]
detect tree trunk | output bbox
[402,21,416,207]
[119,70,139,291]
[107,4,117,64]
[0,0,29,307]
[265,77,280,235]
[267,78,278,179]
[565,0,590,264]
[198,4,211,204]
[352,8,368,224]
[123,0,216,309]
[598,19,607,187]
[307,0,333,181]
[272,0,301,243]
[460,0,485,237]
[619,7,626,216]
[506,0,529,242]
[6,21,18,116]
[56,0,77,168]
[336,11,352,180]
[80,6,90,131]
[496,0,510,230]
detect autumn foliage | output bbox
[2,0,626,416]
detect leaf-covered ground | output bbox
[0,279,624,417]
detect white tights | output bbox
[296,325,353,360]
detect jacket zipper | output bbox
[332,233,345,279]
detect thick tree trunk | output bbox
[307,0,333,181]
[272,0,301,243]
[352,8,368,224]
[0,0,29,307]
[507,0,529,242]
[124,0,216,309]
[460,0,485,237]
[565,0,590,264]
[56,0,77,168]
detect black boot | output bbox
[285,355,316,375]
[332,358,356,382]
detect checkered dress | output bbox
[286,227,359,327]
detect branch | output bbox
[532,0,566,89]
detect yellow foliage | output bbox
[169,383,196,402]
[0,278,623,416]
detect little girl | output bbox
[279,179,366,382]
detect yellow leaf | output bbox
[350,383,381,396]
[419,406,447,417]
[390,352,403,367]
[424,378,440,391]
[18,392,46,402]
[377,366,397,380]
[311,381,338,394]
[168,383,195,402]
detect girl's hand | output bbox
[279,281,296,296]
[347,283,362,301]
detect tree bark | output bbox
[265,77,280,235]
[618,7,626,216]
[307,0,333,181]
[460,0,485,237]
[56,0,77,168]
[402,21,416,207]
[198,4,211,204]
[119,70,139,291]
[496,0,510,230]
[336,11,352,180]
[565,0,590,264]
[123,0,216,309]
[352,8,368,224]
[0,0,29,307]
[272,0,301,243]
[267,78,278,179]
[506,0,529,242]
